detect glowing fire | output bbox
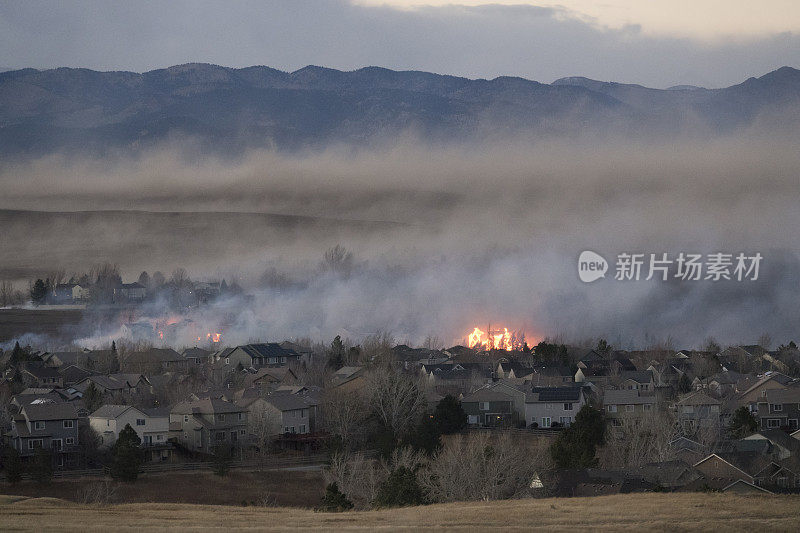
[467,327,526,351]
[207,333,222,343]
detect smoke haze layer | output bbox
[1,128,799,349]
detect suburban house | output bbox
[113,282,147,302]
[608,370,655,393]
[751,386,800,431]
[20,362,63,388]
[461,387,515,427]
[53,283,90,303]
[89,404,172,461]
[496,362,533,380]
[74,373,151,396]
[123,348,189,373]
[59,364,93,385]
[238,393,314,436]
[170,398,248,454]
[9,401,79,468]
[674,391,722,432]
[330,366,366,392]
[524,365,574,387]
[181,347,212,365]
[242,367,297,393]
[692,452,778,491]
[738,372,795,406]
[603,389,657,426]
[524,386,586,428]
[214,343,301,370]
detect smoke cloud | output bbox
[1,122,799,349]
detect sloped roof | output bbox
[528,386,583,403]
[172,398,244,415]
[765,386,800,404]
[238,343,300,359]
[127,348,184,363]
[181,347,211,358]
[604,389,656,405]
[462,387,514,403]
[263,394,313,412]
[22,402,78,421]
[676,391,721,406]
[90,404,142,419]
[739,372,794,397]
[619,370,653,384]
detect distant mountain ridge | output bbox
[0,64,798,156]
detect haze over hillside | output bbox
[1,63,799,156]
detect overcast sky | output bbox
[1,0,798,88]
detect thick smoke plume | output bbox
[1,125,799,349]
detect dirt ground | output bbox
[0,492,798,531]
[0,308,85,343]
[0,469,325,507]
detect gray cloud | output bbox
[0,1,798,87]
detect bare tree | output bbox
[418,431,550,502]
[366,367,426,441]
[599,409,680,469]
[320,244,354,276]
[248,404,283,468]
[321,388,369,452]
[757,333,772,350]
[323,452,386,509]
[0,280,24,307]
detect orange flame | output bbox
[467,326,525,351]
[207,333,222,343]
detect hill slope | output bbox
[1,492,798,531]
[1,64,798,155]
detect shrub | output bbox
[373,466,426,508]
[318,482,354,512]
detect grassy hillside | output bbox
[1,492,799,531]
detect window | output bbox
[301,409,308,418]
[218,414,225,422]
[65,437,75,445]
[28,439,43,450]
[300,424,307,433]
[239,429,246,435]
[768,419,781,428]
[643,404,653,411]
[480,402,489,411]
[625,405,635,413]
[642,384,649,390]
[156,434,163,441]
[52,438,63,450]
[541,417,551,428]
[63,420,74,429]
[710,405,720,413]
[34,421,45,430]
[559,417,571,426]
[772,404,783,412]
[563,403,573,411]
[607,405,617,413]
[215,432,226,441]
[612,418,623,427]
[683,405,694,414]
[136,419,146,426]
[225,358,230,365]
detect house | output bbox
[73,373,151,396]
[496,362,533,380]
[461,387,515,427]
[669,436,708,465]
[692,452,778,490]
[610,370,655,393]
[738,372,795,407]
[238,394,314,436]
[89,405,172,461]
[603,389,657,427]
[674,391,722,433]
[524,386,586,428]
[633,460,702,490]
[20,362,63,388]
[524,365,574,387]
[58,364,93,385]
[330,366,366,392]
[170,398,248,454]
[53,283,90,303]
[743,430,800,460]
[123,348,188,373]
[751,386,800,431]
[182,347,212,365]
[215,343,301,369]
[242,367,297,393]
[113,282,147,302]
[9,401,79,468]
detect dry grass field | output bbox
[1,492,799,531]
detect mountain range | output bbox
[1,64,798,156]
